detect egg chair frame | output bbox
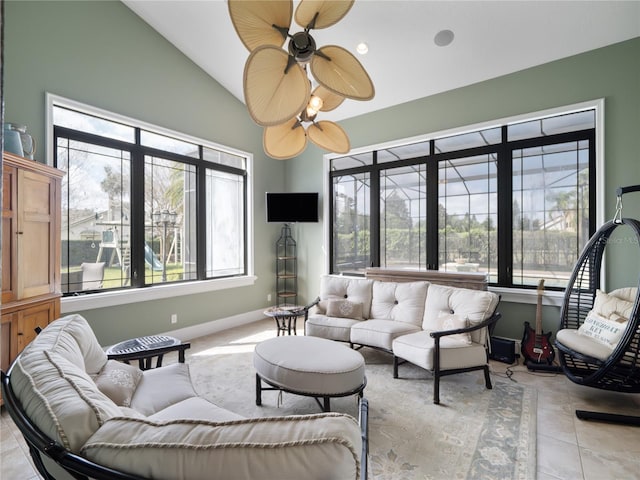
[555,185,640,426]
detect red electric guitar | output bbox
[521,279,555,365]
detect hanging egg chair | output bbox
[555,185,640,426]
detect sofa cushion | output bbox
[556,328,615,361]
[305,315,362,342]
[592,289,634,320]
[435,312,471,346]
[422,284,499,344]
[577,310,628,348]
[326,299,364,320]
[10,315,120,452]
[369,281,429,326]
[392,331,488,370]
[149,397,244,423]
[350,319,421,351]
[12,349,122,453]
[82,414,362,480]
[130,363,198,416]
[317,275,374,319]
[94,360,143,407]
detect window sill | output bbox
[489,286,564,307]
[61,275,258,313]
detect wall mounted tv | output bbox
[266,192,319,223]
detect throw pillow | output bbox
[94,360,143,407]
[326,299,364,320]
[436,311,472,347]
[592,289,634,321]
[578,310,628,349]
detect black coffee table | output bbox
[106,335,190,370]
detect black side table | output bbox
[263,306,305,336]
[105,335,190,370]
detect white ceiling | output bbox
[123,0,640,121]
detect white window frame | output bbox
[45,93,256,313]
[323,99,605,306]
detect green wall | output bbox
[4,0,639,343]
[290,37,640,340]
[3,0,286,344]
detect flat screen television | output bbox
[266,192,319,223]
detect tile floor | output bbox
[1,318,639,479]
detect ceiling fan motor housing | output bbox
[289,31,316,64]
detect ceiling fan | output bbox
[228,0,375,159]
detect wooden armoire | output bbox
[1,151,64,401]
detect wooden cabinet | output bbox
[1,152,64,385]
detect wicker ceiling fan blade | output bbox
[311,45,375,101]
[307,120,350,154]
[263,119,308,160]
[312,85,345,112]
[228,0,292,51]
[244,46,311,126]
[295,0,354,30]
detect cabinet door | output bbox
[17,169,57,299]
[15,301,55,353]
[1,313,14,373]
[2,164,18,304]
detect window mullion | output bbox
[130,131,146,288]
[426,142,439,270]
[497,126,512,287]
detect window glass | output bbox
[434,127,502,153]
[332,172,370,275]
[145,156,197,284]
[203,147,245,169]
[141,130,199,158]
[205,168,245,277]
[54,106,134,143]
[331,152,373,170]
[378,141,430,163]
[508,110,595,141]
[438,154,497,282]
[58,138,131,293]
[512,141,590,287]
[380,165,427,268]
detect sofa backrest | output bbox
[10,314,121,452]
[370,281,429,326]
[422,284,499,344]
[318,275,374,319]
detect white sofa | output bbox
[4,314,365,480]
[305,274,501,404]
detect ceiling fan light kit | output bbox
[229,0,375,160]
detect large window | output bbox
[329,104,598,290]
[52,100,250,297]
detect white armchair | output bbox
[392,284,501,404]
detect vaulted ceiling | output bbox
[123,1,640,121]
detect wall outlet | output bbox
[170,314,178,324]
[267,294,272,302]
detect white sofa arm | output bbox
[82,413,363,480]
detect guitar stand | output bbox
[525,361,562,373]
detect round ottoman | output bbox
[253,336,366,412]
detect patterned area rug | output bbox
[188,329,536,480]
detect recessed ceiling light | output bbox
[434,29,454,47]
[356,42,369,55]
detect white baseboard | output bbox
[161,309,265,342]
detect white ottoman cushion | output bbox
[253,336,365,395]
